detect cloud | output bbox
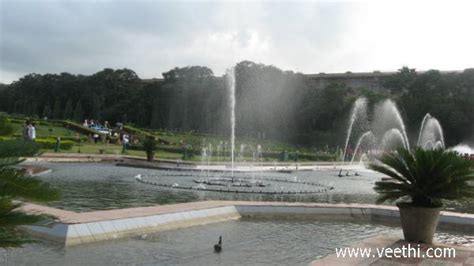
[1,1,473,83]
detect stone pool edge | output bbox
[18,201,474,246]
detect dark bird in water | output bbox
[345,171,350,176]
[214,236,222,253]
[355,172,360,176]
[338,169,343,177]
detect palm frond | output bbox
[370,147,474,207]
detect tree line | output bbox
[0,62,473,147]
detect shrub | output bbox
[0,116,14,136]
[35,138,74,150]
[141,136,158,154]
[0,140,40,158]
[370,148,474,207]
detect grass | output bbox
[49,143,184,160]
[44,143,287,162]
[11,123,83,139]
[4,115,337,162]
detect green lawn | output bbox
[11,122,83,138]
[46,143,277,162]
[4,116,337,162]
[49,143,184,160]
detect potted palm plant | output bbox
[370,148,474,244]
[142,136,157,162]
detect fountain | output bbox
[373,99,410,150]
[344,97,447,164]
[342,97,368,161]
[380,128,408,150]
[226,67,236,179]
[450,144,474,154]
[417,113,445,149]
[350,131,376,164]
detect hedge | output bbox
[0,140,40,157]
[123,125,170,145]
[35,138,74,150]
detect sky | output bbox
[1,0,474,83]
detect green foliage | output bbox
[35,138,74,150]
[42,104,52,118]
[141,136,158,154]
[0,140,40,158]
[64,98,74,119]
[0,163,61,202]
[73,101,83,122]
[0,65,473,148]
[53,99,62,119]
[0,115,14,136]
[123,125,169,144]
[0,141,61,247]
[370,148,474,207]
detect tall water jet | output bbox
[350,131,375,164]
[417,113,432,147]
[226,67,236,178]
[343,97,368,161]
[381,128,407,150]
[418,115,445,150]
[374,100,410,150]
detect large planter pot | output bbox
[397,203,441,244]
[146,152,155,162]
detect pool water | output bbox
[0,219,401,265]
[26,162,474,214]
[28,162,380,212]
[4,219,472,265]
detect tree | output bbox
[73,101,83,122]
[90,94,101,120]
[42,104,52,119]
[63,98,73,120]
[53,99,62,119]
[150,97,162,129]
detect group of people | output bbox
[83,119,110,129]
[23,121,36,141]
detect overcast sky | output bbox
[1,0,473,83]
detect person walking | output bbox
[28,122,36,141]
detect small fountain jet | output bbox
[214,236,222,253]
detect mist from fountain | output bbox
[450,144,474,154]
[343,97,368,161]
[381,128,408,150]
[201,147,208,178]
[359,153,368,166]
[207,143,212,178]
